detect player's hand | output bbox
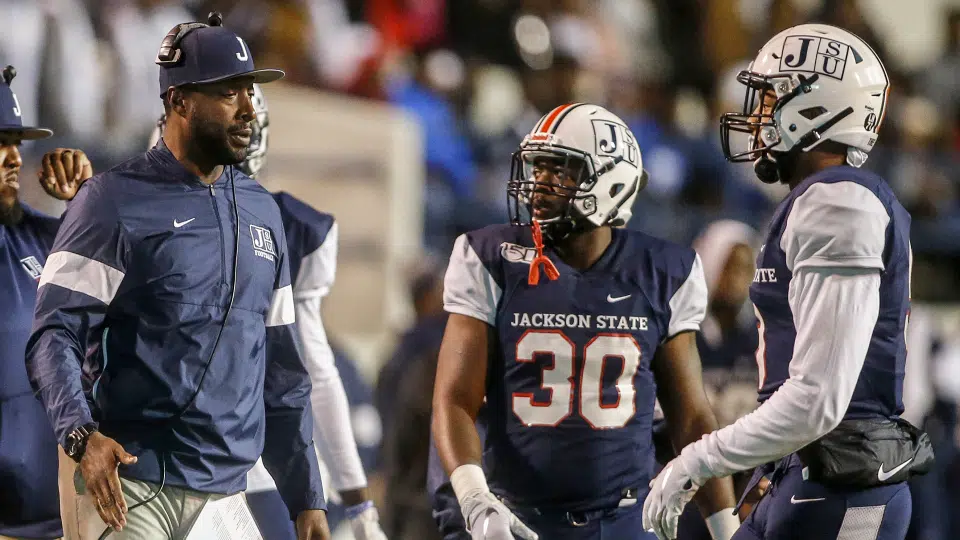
[460,491,538,540]
[38,148,93,201]
[79,432,137,532]
[643,456,702,540]
[295,509,332,540]
[346,502,388,540]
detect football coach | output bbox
[26,13,330,540]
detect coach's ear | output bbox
[167,87,188,118]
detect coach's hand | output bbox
[79,432,137,532]
[38,148,93,201]
[296,509,332,540]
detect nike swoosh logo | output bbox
[173,218,196,228]
[607,294,631,303]
[790,495,826,504]
[878,457,913,482]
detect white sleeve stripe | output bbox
[39,251,125,305]
[442,236,501,327]
[266,285,296,326]
[666,254,708,338]
[294,222,338,300]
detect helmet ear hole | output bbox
[609,183,624,198]
[799,106,827,120]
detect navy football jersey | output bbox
[1,204,62,538]
[272,191,337,298]
[751,165,910,419]
[443,224,707,512]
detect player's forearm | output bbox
[681,268,881,481]
[295,300,369,491]
[432,399,483,474]
[668,405,737,515]
[340,487,371,507]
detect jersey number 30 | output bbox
[512,330,641,429]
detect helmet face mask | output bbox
[507,104,646,239]
[508,143,596,232]
[720,71,815,163]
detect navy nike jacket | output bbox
[25,141,325,517]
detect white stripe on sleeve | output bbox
[39,251,125,305]
[266,285,296,327]
[294,222,338,300]
[667,254,708,338]
[442,234,501,326]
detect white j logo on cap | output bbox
[236,37,249,62]
[11,92,21,117]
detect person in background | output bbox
[0,64,93,540]
[376,258,448,540]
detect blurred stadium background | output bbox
[4,0,960,539]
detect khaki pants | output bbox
[57,449,246,540]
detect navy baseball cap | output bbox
[157,14,284,97]
[0,66,52,140]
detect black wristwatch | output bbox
[65,422,99,463]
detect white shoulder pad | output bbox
[294,222,338,300]
[443,234,501,326]
[667,254,708,338]
[781,182,889,272]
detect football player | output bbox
[643,24,933,540]
[432,103,740,540]
[145,84,387,540]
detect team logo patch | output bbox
[779,35,851,80]
[500,242,535,264]
[591,120,639,167]
[250,225,277,262]
[20,256,43,280]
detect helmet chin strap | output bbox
[753,105,856,184]
[753,153,783,184]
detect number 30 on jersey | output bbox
[513,330,642,429]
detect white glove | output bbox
[450,464,538,540]
[345,502,388,540]
[643,456,703,540]
[460,491,538,540]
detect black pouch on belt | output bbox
[797,417,935,489]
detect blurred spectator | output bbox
[376,254,448,540]
[691,219,760,427]
[376,253,446,431]
[96,0,195,155]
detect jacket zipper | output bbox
[209,184,227,286]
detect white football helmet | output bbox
[508,103,647,232]
[148,83,270,178]
[719,24,889,183]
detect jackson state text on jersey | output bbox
[443,224,707,512]
[750,165,911,419]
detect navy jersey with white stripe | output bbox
[272,192,336,297]
[444,224,707,512]
[25,141,325,516]
[0,205,61,539]
[751,165,911,419]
